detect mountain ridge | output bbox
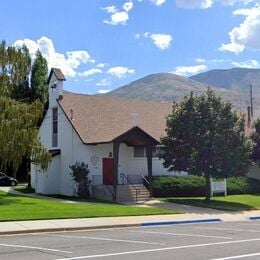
[105,68,260,117]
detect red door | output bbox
[103,158,114,185]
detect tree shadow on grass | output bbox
[165,198,255,211]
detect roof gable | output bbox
[58,93,172,144]
[47,68,66,84]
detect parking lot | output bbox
[0,221,260,259]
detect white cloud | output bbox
[150,0,166,6]
[173,65,207,76]
[231,59,260,68]
[175,0,213,9]
[195,58,206,63]
[13,36,92,77]
[210,58,228,63]
[103,1,133,25]
[219,0,258,6]
[104,11,129,25]
[219,5,260,54]
[78,68,102,77]
[97,89,111,94]
[141,32,173,50]
[102,5,117,13]
[96,63,106,68]
[107,66,135,78]
[123,1,134,12]
[96,78,111,86]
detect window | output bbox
[134,147,145,158]
[52,107,58,147]
[133,146,158,158]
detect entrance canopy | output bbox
[111,126,159,200]
[112,126,159,147]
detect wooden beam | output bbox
[113,141,120,201]
[146,144,153,198]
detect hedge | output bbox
[151,176,260,197]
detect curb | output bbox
[248,216,260,221]
[141,218,222,227]
[0,224,140,236]
[0,218,223,235]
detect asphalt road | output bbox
[0,221,260,260]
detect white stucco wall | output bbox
[31,71,185,196]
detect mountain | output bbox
[190,68,260,92]
[105,72,254,115]
[106,73,213,102]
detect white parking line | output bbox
[55,238,260,260]
[51,234,165,245]
[194,227,260,233]
[0,243,72,254]
[210,252,260,259]
[128,230,232,239]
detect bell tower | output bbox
[47,68,66,107]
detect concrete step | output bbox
[116,184,150,202]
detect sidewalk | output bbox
[0,210,260,235]
[0,187,259,235]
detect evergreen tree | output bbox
[250,119,260,165]
[30,50,48,105]
[161,89,251,200]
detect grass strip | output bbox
[0,191,181,221]
[162,194,260,211]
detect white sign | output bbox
[210,178,227,197]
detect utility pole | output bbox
[250,84,253,117]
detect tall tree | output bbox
[161,89,251,200]
[0,40,31,100]
[0,40,51,178]
[30,50,48,105]
[0,96,51,173]
[250,119,260,165]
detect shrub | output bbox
[227,177,260,195]
[152,176,260,197]
[69,161,91,198]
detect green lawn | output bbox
[162,194,260,211]
[0,191,180,221]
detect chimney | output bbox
[70,109,74,120]
[247,106,251,128]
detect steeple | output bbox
[48,68,66,107]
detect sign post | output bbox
[210,178,227,197]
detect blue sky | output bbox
[1,0,260,94]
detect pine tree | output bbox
[30,50,48,105]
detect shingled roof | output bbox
[58,93,173,144]
[47,68,66,83]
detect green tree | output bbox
[161,89,251,200]
[0,40,31,100]
[0,96,51,173]
[250,119,260,165]
[69,162,91,198]
[0,40,48,104]
[30,50,48,105]
[0,40,51,178]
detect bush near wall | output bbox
[151,176,260,197]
